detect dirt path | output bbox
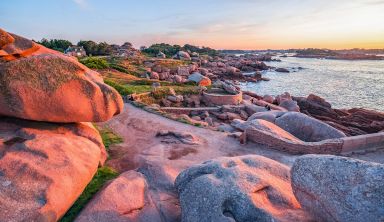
[100,103,384,174]
[93,103,384,221]
[100,103,301,173]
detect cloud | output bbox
[72,0,88,8]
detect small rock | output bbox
[217,124,236,133]
[275,68,290,73]
[262,95,275,104]
[167,95,183,103]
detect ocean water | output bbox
[240,57,384,111]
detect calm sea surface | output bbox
[240,57,384,111]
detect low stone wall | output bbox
[341,132,384,154]
[246,128,384,155]
[203,90,242,106]
[160,107,221,115]
[245,128,343,154]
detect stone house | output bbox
[64,46,87,57]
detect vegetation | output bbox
[59,127,122,222]
[142,43,181,57]
[105,79,152,95]
[295,48,338,56]
[77,40,113,56]
[105,78,199,98]
[38,37,218,58]
[142,43,218,57]
[38,38,73,52]
[98,127,124,150]
[79,57,110,69]
[59,166,119,222]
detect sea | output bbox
[240,56,384,111]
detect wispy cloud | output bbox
[72,0,88,9]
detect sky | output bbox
[1,0,384,50]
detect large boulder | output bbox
[0,29,123,123]
[291,155,384,222]
[245,119,302,143]
[176,51,191,61]
[295,94,384,135]
[275,112,346,142]
[279,100,300,112]
[243,101,268,116]
[188,72,211,86]
[247,110,286,122]
[175,155,311,222]
[0,117,106,221]
[75,171,162,222]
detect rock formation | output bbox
[75,171,162,222]
[291,155,384,222]
[0,28,123,221]
[294,94,384,135]
[0,28,123,123]
[175,155,312,222]
[0,117,106,221]
[248,111,346,142]
[274,112,346,142]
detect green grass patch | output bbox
[98,127,124,150]
[79,57,110,69]
[105,79,152,95]
[59,166,118,222]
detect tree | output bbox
[77,40,113,56]
[38,38,73,52]
[77,40,97,56]
[121,42,133,49]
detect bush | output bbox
[79,57,110,69]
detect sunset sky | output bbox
[1,0,384,49]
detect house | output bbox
[64,46,87,57]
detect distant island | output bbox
[220,48,384,60]
[293,48,384,60]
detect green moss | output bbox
[98,127,124,150]
[59,166,118,222]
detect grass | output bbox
[104,79,152,95]
[105,78,200,101]
[59,127,122,222]
[98,127,124,150]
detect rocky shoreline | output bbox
[1,29,384,222]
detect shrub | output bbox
[79,57,110,69]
